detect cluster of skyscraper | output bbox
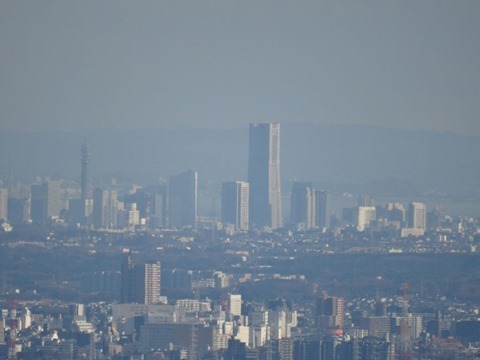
[0,124,286,232]
[0,123,427,235]
[343,197,427,236]
[290,183,330,231]
[222,123,283,232]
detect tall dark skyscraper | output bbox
[30,183,47,225]
[146,186,168,229]
[315,190,330,229]
[169,170,198,229]
[248,123,282,229]
[30,180,61,225]
[81,140,92,201]
[67,141,94,226]
[221,181,249,231]
[92,188,118,229]
[121,253,134,304]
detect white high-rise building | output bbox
[0,188,8,221]
[358,206,376,231]
[21,307,32,330]
[143,261,162,305]
[222,181,249,231]
[248,123,282,230]
[229,294,242,318]
[408,202,426,231]
[127,203,140,227]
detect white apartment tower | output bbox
[229,294,242,318]
[143,261,162,305]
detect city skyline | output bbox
[0,124,441,233]
[0,130,479,360]
[1,2,480,358]
[1,122,480,224]
[0,120,478,229]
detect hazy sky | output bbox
[0,1,479,134]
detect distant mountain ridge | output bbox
[1,123,479,196]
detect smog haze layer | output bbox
[0,1,479,135]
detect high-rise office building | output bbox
[92,188,118,229]
[151,193,165,228]
[358,194,373,207]
[222,181,249,231]
[169,170,198,228]
[229,294,242,318]
[69,303,86,320]
[30,180,61,225]
[124,190,151,225]
[122,186,167,228]
[248,123,282,230]
[316,293,345,329]
[408,202,426,231]
[0,188,8,221]
[81,141,92,202]
[149,185,167,228]
[315,190,330,229]
[7,196,29,225]
[68,141,93,226]
[81,141,93,223]
[290,182,316,230]
[357,206,376,231]
[121,254,134,303]
[386,202,406,224]
[121,254,161,304]
[290,184,330,231]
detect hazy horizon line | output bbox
[1,121,478,138]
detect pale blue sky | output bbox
[0,0,479,134]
